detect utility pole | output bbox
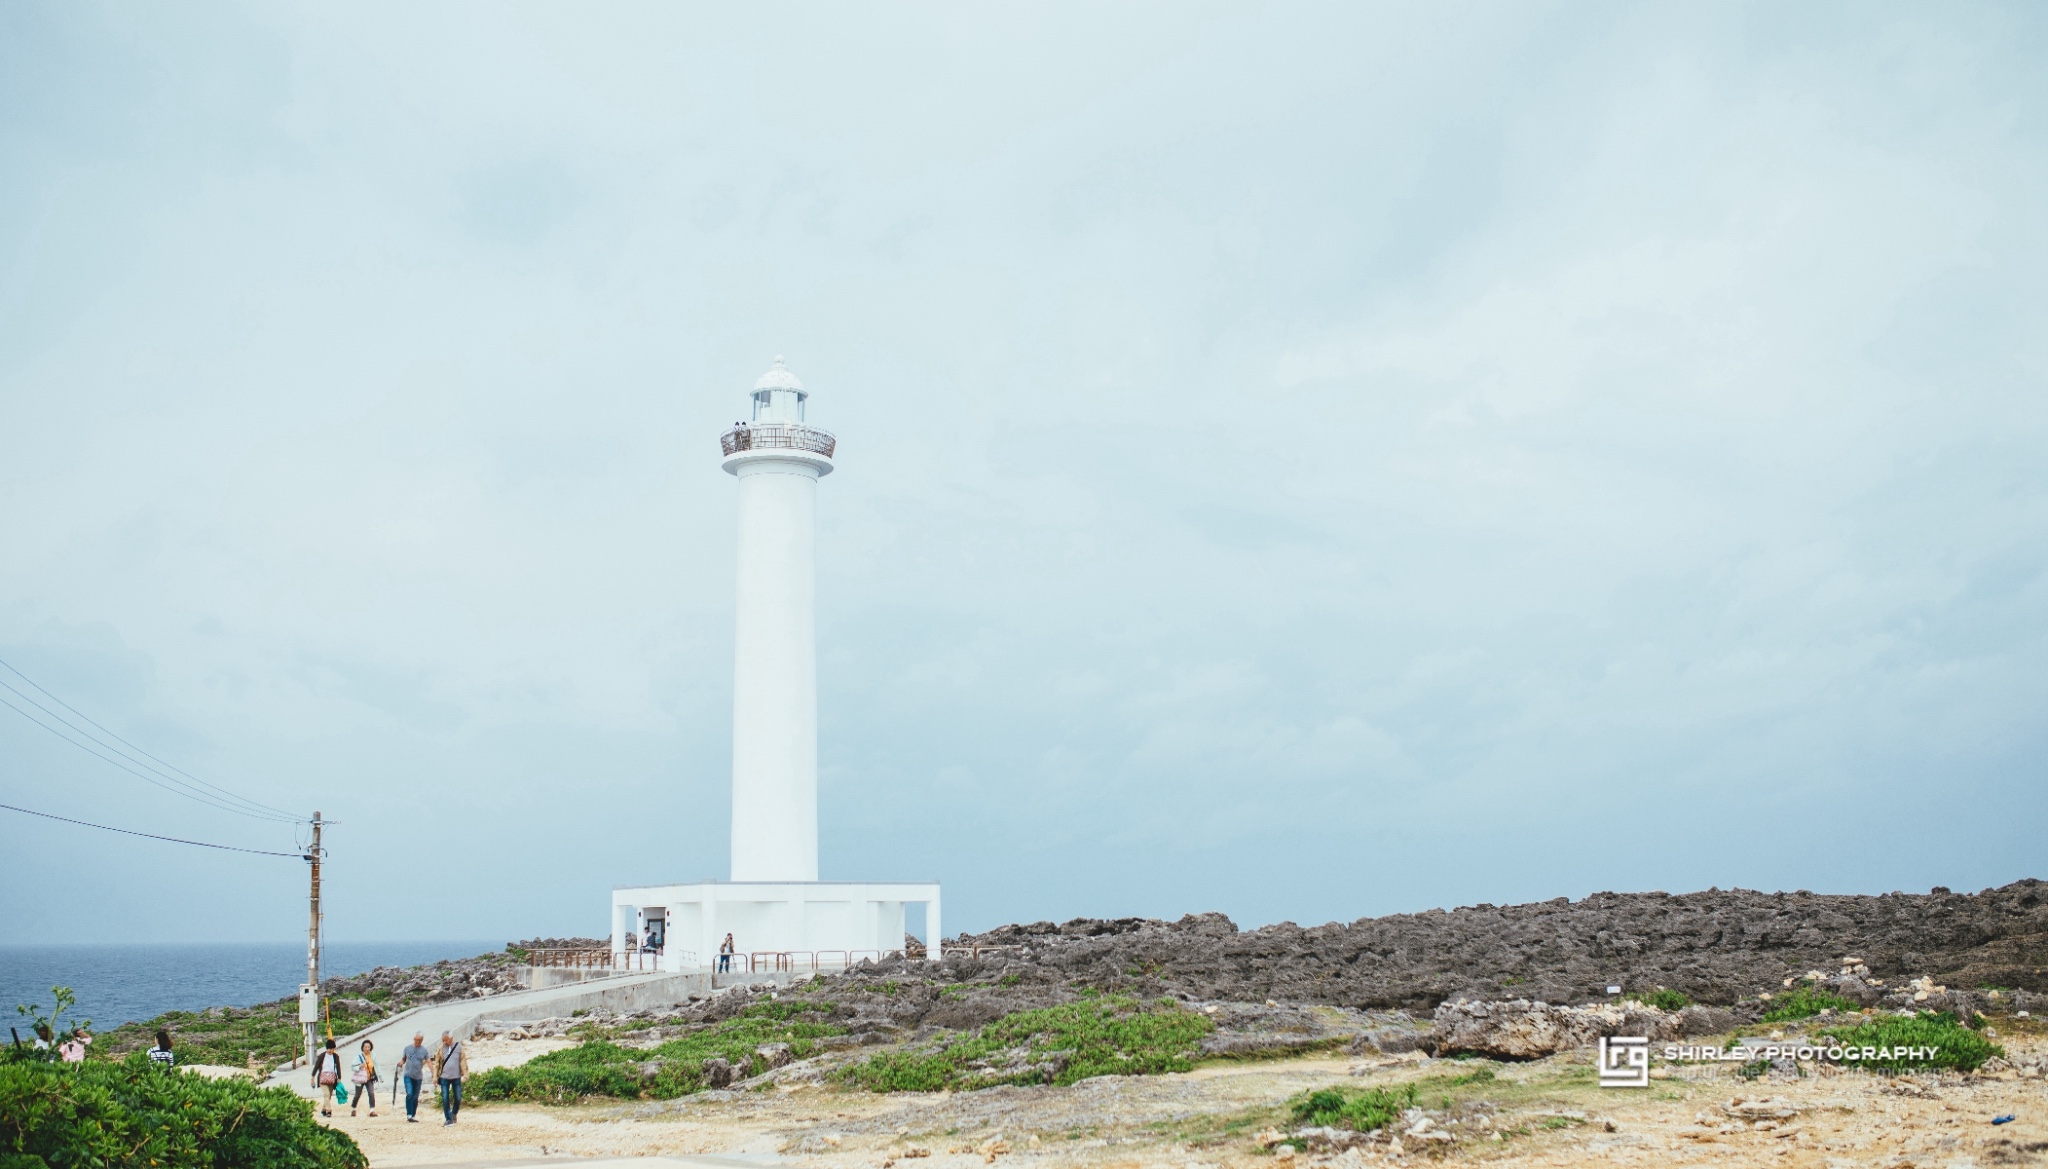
[299,811,323,1071]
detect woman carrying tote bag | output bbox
[310,1038,345,1118]
[350,1038,379,1117]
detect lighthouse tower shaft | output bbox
[730,463,820,881]
[722,357,835,883]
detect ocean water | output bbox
[0,942,499,1032]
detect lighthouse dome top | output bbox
[755,356,806,394]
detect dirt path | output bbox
[333,1034,2048,1168]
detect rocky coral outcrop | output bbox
[936,879,2047,1009]
[319,950,524,1004]
[1431,999,1680,1059]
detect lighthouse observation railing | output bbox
[720,423,836,458]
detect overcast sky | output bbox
[2,2,2042,946]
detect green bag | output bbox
[335,1082,348,1105]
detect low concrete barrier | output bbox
[264,969,794,1093]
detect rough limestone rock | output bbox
[1351,1028,1428,1055]
[1675,1006,1737,1035]
[936,879,2046,1008]
[1431,999,1679,1059]
[701,1057,735,1088]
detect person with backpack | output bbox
[311,1038,344,1117]
[434,1030,467,1125]
[349,1038,379,1117]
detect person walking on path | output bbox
[147,1030,176,1069]
[434,1030,467,1126]
[718,933,735,973]
[310,1038,344,1117]
[397,1031,430,1122]
[349,1038,378,1117]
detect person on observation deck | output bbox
[718,933,736,973]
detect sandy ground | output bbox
[330,1028,2048,1169]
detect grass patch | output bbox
[1817,1012,2004,1072]
[1630,988,1691,1011]
[89,996,389,1071]
[1146,1103,1284,1146]
[840,995,1213,1092]
[1761,985,1863,1022]
[469,1001,844,1103]
[0,1049,365,1168]
[1289,1085,1418,1134]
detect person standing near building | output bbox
[718,933,735,972]
[398,1031,430,1122]
[434,1030,467,1126]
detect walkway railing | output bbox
[529,948,693,971]
[710,950,897,973]
[527,947,613,968]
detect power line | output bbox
[0,800,304,858]
[0,687,301,823]
[0,660,302,823]
[0,657,300,820]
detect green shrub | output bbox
[840,996,1214,1092]
[1818,1012,2004,1072]
[92,998,387,1071]
[470,1002,845,1104]
[1761,985,1862,1022]
[1289,1084,1417,1133]
[0,1051,364,1169]
[1631,988,1691,1011]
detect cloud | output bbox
[0,1,2042,943]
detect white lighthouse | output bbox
[609,357,940,972]
[726,356,830,882]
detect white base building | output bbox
[611,881,940,972]
[611,359,940,973]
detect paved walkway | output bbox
[371,1158,780,1169]
[264,970,748,1098]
